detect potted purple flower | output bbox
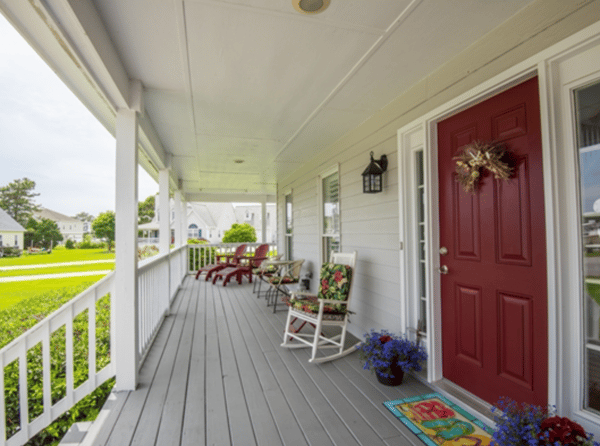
[491,397,600,445]
[359,329,427,386]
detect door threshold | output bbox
[413,373,496,428]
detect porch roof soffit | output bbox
[0,0,547,201]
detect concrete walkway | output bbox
[0,260,115,271]
[0,270,112,283]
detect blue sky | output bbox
[0,14,158,218]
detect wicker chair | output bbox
[266,259,304,313]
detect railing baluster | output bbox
[65,309,74,408]
[42,324,51,427]
[0,354,5,443]
[88,295,97,385]
[18,343,28,439]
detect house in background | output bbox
[138,201,276,244]
[4,1,600,444]
[233,203,276,243]
[35,208,88,242]
[0,207,24,250]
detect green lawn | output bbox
[0,275,109,311]
[0,263,114,278]
[0,248,114,266]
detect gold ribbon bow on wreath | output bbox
[453,141,512,193]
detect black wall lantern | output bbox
[362,151,388,193]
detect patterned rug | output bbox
[384,393,494,446]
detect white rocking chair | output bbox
[280,251,359,363]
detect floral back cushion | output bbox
[318,263,353,301]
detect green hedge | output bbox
[0,247,23,258]
[0,283,114,445]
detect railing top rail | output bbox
[138,244,187,274]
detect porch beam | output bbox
[62,0,130,110]
[185,193,276,204]
[159,169,171,255]
[114,107,139,391]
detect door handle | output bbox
[438,265,449,274]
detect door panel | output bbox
[438,77,547,406]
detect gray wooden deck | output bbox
[92,276,432,446]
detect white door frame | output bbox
[397,20,600,434]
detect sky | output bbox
[0,14,158,218]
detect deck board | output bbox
[94,276,433,446]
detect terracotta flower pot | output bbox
[376,367,404,386]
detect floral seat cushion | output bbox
[253,265,278,275]
[287,263,352,316]
[269,276,299,285]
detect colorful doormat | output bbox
[384,393,494,446]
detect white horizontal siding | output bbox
[277,2,599,337]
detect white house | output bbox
[35,208,88,242]
[3,1,600,444]
[0,207,24,251]
[138,201,276,244]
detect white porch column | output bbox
[260,197,267,243]
[115,108,139,391]
[174,190,183,247]
[159,168,170,254]
[181,200,187,244]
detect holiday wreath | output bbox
[453,140,512,193]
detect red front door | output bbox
[438,77,548,406]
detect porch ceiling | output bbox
[1,0,534,199]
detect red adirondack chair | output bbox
[195,244,247,281]
[212,244,270,286]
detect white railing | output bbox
[0,273,115,446]
[0,242,267,445]
[137,245,187,362]
[187,242,278,275]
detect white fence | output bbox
[137,245,187,361]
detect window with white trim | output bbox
[188,223,200,239]
[320,168,340,263]
[575,81,600,412]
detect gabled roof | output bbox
[0,208,25,232]
[36,208,80,223]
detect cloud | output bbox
[0,15,157,217]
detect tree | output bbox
[92,211,115,251]
[222,223,257,243]
[138,195,155,224]
[26,218,63,249]
[0,178,40,226]
[74,212,94,222]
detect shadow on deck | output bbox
[91,276,432,446]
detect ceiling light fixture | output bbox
[292,0,330,14]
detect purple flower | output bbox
[359,329,427,377]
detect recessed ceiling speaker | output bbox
[293,0,330,14]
